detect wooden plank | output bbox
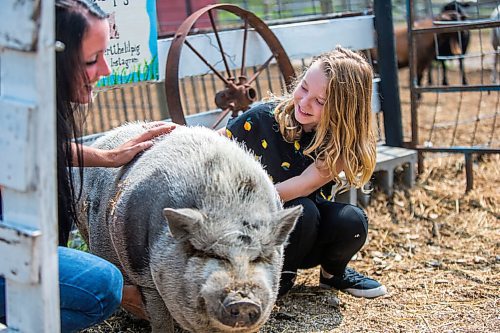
[0,0,60,331]
[157,15,375,80]
[0,98,36,192]
[0,0,40,51]
[374,145,418,166]
[336,145,418,205]
[0,221,41,284]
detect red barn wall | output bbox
[157,0,215,37]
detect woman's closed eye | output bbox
[316,99,325,106]
[85,57,98,66]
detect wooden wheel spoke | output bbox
[185,40,230,85]
[241,18,249,77]
[208,9,232,78]
[247,54,275,85]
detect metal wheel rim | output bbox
[165,4,295,125]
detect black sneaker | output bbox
[319,267,387,299]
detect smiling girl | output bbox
[224,47,387,299]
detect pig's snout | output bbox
[220,296,262,328]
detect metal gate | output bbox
[407,0,500,191]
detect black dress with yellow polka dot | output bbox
[227,102,334,193]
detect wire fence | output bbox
[85,0,377,135]
[85,0,499,152]
[404,0,499,150]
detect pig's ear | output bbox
[271,205,303,246]
[163,208,203,239]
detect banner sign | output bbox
[94,0,158,87]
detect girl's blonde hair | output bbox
[274,46,376,190]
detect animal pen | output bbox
[0,0,499,332]
[83,1,417,204]
[404,0,499,190]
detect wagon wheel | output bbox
[165,4,295,128]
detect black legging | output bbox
[279,195,368,295]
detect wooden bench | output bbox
[336,144,417,205]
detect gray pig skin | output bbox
[76,123,302,333]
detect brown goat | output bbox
[372,10,467,87]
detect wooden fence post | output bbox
[0,0,60,331]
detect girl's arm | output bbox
[217,126,227,136]
[72,122,176,167]
[275,160,344,203]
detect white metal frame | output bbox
[0,0,60,332]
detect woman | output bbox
[0,0,175,331]
[224,47,387,299]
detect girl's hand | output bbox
[275,161,333,202]
[122,284,149,320]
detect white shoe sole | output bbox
[343,285,387,298]
[320,283,388,299]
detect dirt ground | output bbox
[81,63,499,332]
[81,155,499,333]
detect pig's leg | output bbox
[142,287,175,333]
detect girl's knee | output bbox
[285,197,320,224]
[286,197,320,239]
[334,205,368,240]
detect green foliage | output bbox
[97,55,158,87]
[68,229,89,252]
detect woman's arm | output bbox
[275,160,344,203]
[72,122,177,167]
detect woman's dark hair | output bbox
[55,0,108,245]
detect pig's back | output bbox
[122,125,276,209]
[86,123,279,283]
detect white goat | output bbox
[492,5,500,83]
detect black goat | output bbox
[429,1,471,85]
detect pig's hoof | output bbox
[220,299,262,327]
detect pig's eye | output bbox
[196,249,227,263]
[184,242,229,262]
[184,243,211,259]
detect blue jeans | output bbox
[0,246,123,333]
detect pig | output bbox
[76,123,302,333]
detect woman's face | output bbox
[293,61,328,132]
[76,16,111,103]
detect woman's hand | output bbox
[75,122,177,167]
[106,122,177,167]
[122,284,149,320]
